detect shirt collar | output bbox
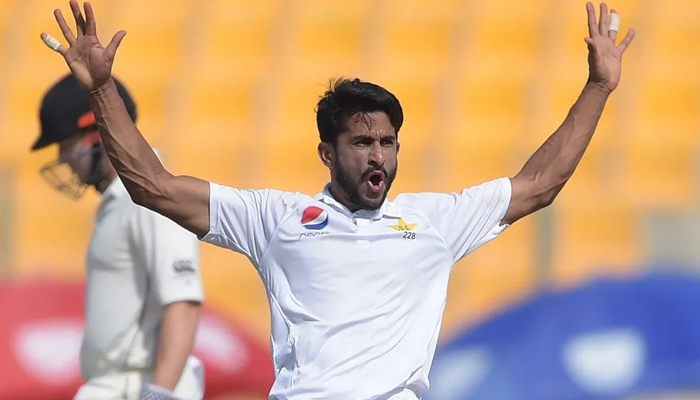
[314,183,401,220]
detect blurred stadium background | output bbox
[0,0,699,399]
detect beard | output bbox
[334,160,397,211]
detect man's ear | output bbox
[318,142,335,169]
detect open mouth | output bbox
[366,171,385,194]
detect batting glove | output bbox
[140,384,179,400]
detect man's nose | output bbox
[368,142,385,166]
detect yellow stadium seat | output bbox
[285,0,370,79]
[613,0,700,212]
[553,0,642,66]
[5,0,177,181]
[545,77,622,199]
[267,78,328,138]
[552,199,642,288]
[535,81,622,202]
[391,143,429,195]
[14,0,146,86]
[528,72,624,201]
[444,216,535,332]
[182,3,278,183]
[261,139,322,194]
[18,0,110,57]
[169,126,249,186]
[6,0,84,133]
[0,1,16,56]
[260,137,327,195]
[13,155,99,277]
[195,0,279,81]
[108,0,192,73]
[387,76,438,194]
[622,130,698,211]
[381,76,438,142]
[653,0,700,33]
[259,102,323,192]
[104,2,188,140]
[4,67,68,159]
[442,75,527,184]
[637,80,700,138]
[646,18,700,86]
[464,0,547,79]
[0,0,12,23]
[187,77,259,124]
[169,78,261,185]
[371,0,461,80]
[620,79,700,211]
[450,78,526,138]
[252,77,324,192]
[200,248,271,339]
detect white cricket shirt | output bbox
[80,178,204,379]
[202,178,512,400]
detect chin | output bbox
[360,194,387,210]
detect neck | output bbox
[328,181,360,213]
[96,169,118,194]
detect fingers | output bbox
[586,2,599,37]
[54,9,75,45]
[618,29,636,53]
[608,10,619,41]
[598,3,609,36]
[584,37,595,49]
[69,0,86,37]
[84,2,97,36]
[105,30,127,62]
[41,33,68,56]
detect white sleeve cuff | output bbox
[497,176,513,228]
[201,181,220,243]
[160,291,204,306]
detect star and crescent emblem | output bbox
[388,218,417,231]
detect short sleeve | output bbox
[201,182,298,265]
[396,177,512,262]
[129,206,204,306]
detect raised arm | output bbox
[89,81,210,237]
[42,1,209,237]
[503,2,635,225]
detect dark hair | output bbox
[316,78,403,145]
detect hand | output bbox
[584,2,635,93]
[41,1,126,92]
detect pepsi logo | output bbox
[302,206,329,230]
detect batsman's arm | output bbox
[151,301,201,392]
[89,79,210,238]
[131,204,205,393]
[503,82,609,225]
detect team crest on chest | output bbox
[387,218,417,231]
